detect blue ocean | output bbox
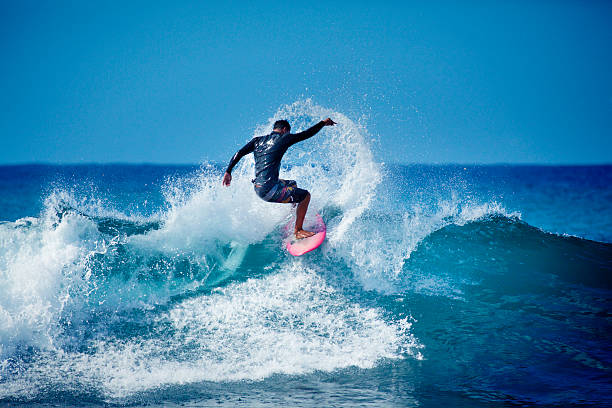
[1,103,611,407]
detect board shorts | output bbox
[254,179,308,204]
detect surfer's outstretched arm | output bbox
[223,138,256,186]
[287,118,336,146]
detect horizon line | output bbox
[0,161,610,167]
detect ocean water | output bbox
[0,101,611,407]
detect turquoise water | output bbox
[0,102,611,406]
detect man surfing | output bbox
[222,118,336,239]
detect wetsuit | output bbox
[225,121,325,203]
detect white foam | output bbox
[44,187,158,223]
[0,266,422,400]
[130,165,290,253]
[0,211,100,357]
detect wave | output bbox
[399,214,612,298]
[0,101,423,401]
[0,264,420,400]
[1,100,610,402]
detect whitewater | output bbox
[0,100,611,407]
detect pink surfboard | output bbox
[286,214,326,256]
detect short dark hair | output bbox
[273,120,291,131]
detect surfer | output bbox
[223,118,336,239]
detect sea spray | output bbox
[0,101,423,402]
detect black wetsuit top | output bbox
[225,121,325,193]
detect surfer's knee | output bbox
[292,188,309,205]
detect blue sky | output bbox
[1,1,611,164]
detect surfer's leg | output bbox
[295,192,315,239]
[259,180,314,239]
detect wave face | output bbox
[0,102,611,406]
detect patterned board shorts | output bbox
[254,179,308,204]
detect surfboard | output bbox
[286,214,326,256]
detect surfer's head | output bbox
[273,120,291,134]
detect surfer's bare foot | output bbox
[295,229,315,239]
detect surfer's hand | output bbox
[322,118,336,126]
[222,172,232,186]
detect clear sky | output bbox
[1,0,611,165]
